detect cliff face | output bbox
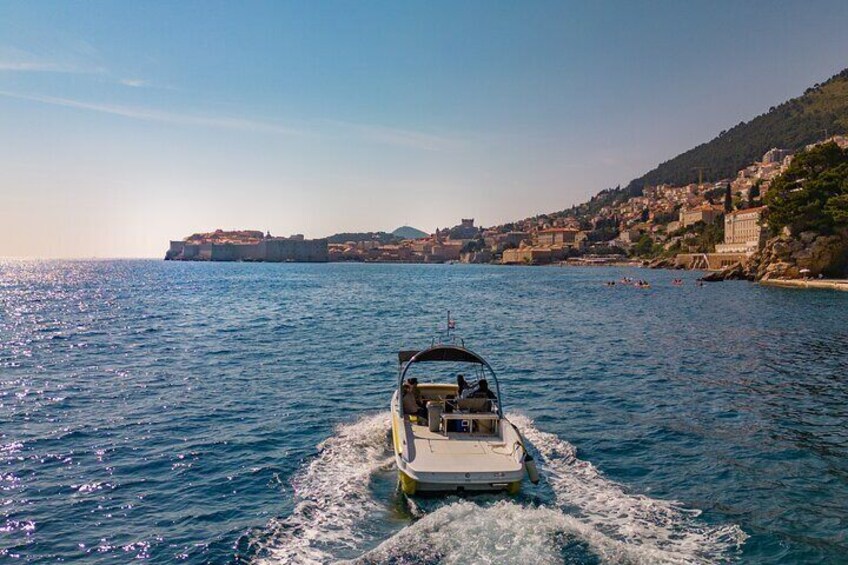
[747,230,848,280]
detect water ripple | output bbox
[0,260,846,563]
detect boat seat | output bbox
[456,398,492,413]
[475,418,496,434]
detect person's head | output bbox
[478,379,489,392]
[457,374,467,385]
[408,378,418,388]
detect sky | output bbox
[2,1,848,258]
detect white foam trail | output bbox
[349,499,649,565]
[254,412,393,565]
[508,413,748,563]
[256,411,746,564]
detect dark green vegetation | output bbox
[765,142,848,235]
[559,186,628,223]
[460,237,487,253]
[326,232,400,244]
[391,226,428,239]
[625,68,848,195]
[672,219,725,254]
[631,218,726,259]
[632,234,662,258]
[327,227,430,244]
[553,68,848,227]
[543,68,848,260]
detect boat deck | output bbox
[407,422,522,474]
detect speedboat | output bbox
[390,342,539,495]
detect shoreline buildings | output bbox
[715,206,768,254]
[676,205,767,270]
[166,230,328,262]
[163,135,845,269]
[501,228,587,265]
[327,219,488,263]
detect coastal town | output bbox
[166,134,848,282]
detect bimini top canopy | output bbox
[399,345,487,365]
[397,344,502,416]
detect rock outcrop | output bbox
[750,230,848,280]
[646,257,680,269]
[696,229,848,282]
[699,261,749,282]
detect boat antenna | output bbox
[432,311,462,346]
[447,311,463,345]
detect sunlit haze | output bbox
[2,1,848,258]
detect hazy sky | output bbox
[2,1,848,257]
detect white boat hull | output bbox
[391,388,526,494]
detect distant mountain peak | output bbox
[392,226,428,239]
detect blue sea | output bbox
[1,260,846,564]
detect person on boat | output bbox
[470,379,497,400]
[408,377,424,405]
[456,374,469,396]
[459,378,479,399]
[402,380,427,420]
[464,379,497,413]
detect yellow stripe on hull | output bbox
[399,470,417,495]
[391,414,402,455]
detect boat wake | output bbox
[506,413,748,563]
[251,412,746,564]
[252,412,394,565]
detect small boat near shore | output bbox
[391,336,538,495]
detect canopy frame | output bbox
[397,344,503,418]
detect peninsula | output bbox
[165,230,328,262]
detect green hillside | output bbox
[624,68,848,195]
[392,226,429,239]
[326,232,399,244]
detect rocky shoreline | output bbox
[695,229,848,284]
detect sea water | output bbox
[1,260,846,563]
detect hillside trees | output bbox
[764,141,848,235]
[748,181,761,208]
[624,68,848,193]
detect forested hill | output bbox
[623,67,848,195]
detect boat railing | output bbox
[443,397,496,414]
